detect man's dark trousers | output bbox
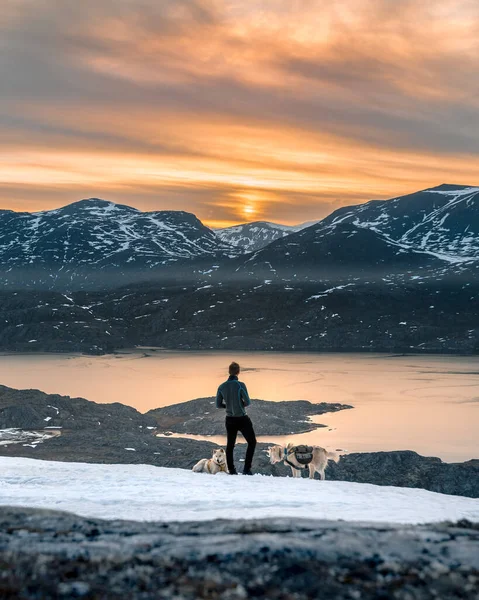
[225,415,256,473]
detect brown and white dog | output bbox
[192,448,228,474]
[266,443,339,479]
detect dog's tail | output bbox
[192,459,207,473]
[327,451,339,463]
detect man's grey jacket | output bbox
[216,375,251,417]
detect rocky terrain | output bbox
[0,384,155,431]
[1,275,479,354]
[327,451,479,499]
[0,385,349,438]
[0,385,477,498]
[0,507,478,599]
[0,384,214,468]
[148,396,352,436]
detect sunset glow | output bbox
[1,0,479,225]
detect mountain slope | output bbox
[323,184,479,260]
[231,222,446,282]
[0,199,235,289]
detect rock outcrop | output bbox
[328,451,479,499]
[0,384,155,431]
[147,396,352,436]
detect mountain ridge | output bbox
[323,184,479,260]
[229,221,447,283]
[0,198,238,289]
[1,183,478,291]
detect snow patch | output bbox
[0,458,477,525]
[424,186,479,197]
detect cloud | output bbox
[1,0,479,224]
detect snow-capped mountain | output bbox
[0,198,235,289]
[2,185,479,354]
[231,221,445,282]
[1,184,478,292]
[323,184,479,260]
[215,220,314,253]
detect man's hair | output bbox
[229,362,240,376]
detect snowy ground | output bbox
[1,457,478,524]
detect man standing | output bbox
[216,361,257,475]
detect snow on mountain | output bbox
[1,198,231,265]
[0,198,235,288]
[1,184,477,291]
[232,222,445,281]
[1,457,478,524]
[215,221,315,253]
[323,184,479,261]
[215,221,294,253]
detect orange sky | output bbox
[1,0,479,227]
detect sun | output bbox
[243,205,255,217]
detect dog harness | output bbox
[212,456,227,472]
[283,445,314,470]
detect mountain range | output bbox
[0,198,236,289]
[0,183,478,354]
[1,183,477,291]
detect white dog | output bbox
[266,443,338,479]
[192,448,228,474]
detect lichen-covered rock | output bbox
[0,508,478,599]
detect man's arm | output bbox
[216,386,226,409]
[240,383,251,407]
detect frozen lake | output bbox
[0,351,478,462]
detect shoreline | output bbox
[0,383,477,497]
[0,381,477,458]
[0,353,477,462]
[1,347,479,357]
